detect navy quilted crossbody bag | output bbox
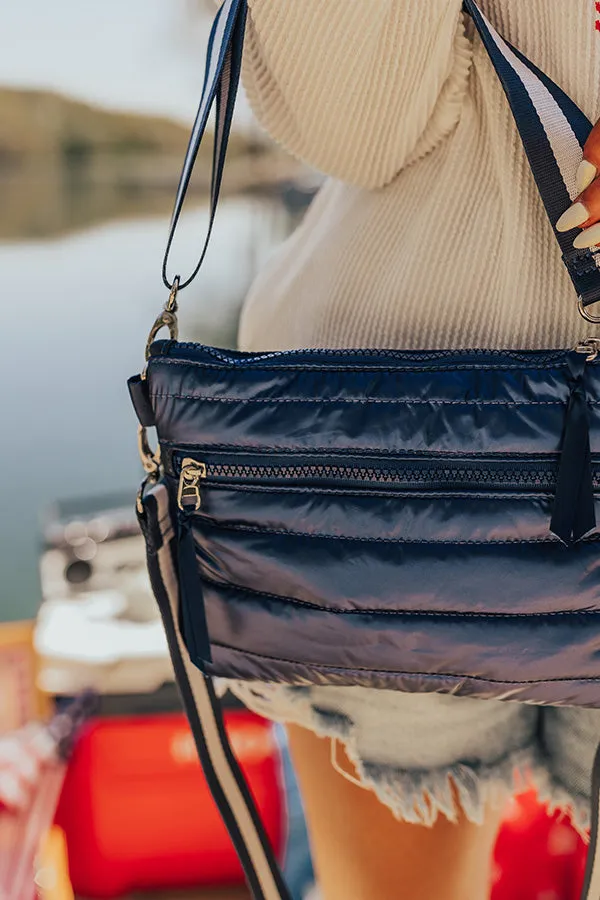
[129,2,600,896]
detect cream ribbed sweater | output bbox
[238,0,600,352]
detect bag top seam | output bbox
[149,393,579,406]
[148,357,571,375]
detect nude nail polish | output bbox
[556,201,589,232]
[573,223,600,249]
[577,160,597,194]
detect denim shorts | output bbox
[226,681,600,834]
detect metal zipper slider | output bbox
[177,459,207,511]
[575,338,600,362]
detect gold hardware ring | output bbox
[578,297,600,325]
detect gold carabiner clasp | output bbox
[137,424,161,475]
[137,278,181,497]
[144,277,180,362]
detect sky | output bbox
[1,0,251,124]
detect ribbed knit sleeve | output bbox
[242,0,472,188]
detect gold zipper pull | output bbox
[177,459,207,511]
[575,338,600,362]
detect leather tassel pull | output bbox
[550,368,596,545]
[177,516,212,666]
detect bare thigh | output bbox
[286,724,504,900]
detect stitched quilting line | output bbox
[190,482,558,501]
[162,442,565,459]
[194,514,572,545]
[149,357,571,375]
[200,573,600,620]
[208,643,600,686]
[150,393,577,406]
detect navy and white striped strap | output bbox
[463,0,600,310]
[138,481,292,900]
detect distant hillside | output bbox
[0,86,263,168]
[0,87,307,241]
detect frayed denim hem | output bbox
[224,680,594,833]
[225,680,536,828]
[349,753,530,827]
[531,768,591,841]
[353,753,594,834]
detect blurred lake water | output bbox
[0,174,293,621]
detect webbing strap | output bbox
[463,0,600,308]
[581,741,600,900]
[139,482,292,900]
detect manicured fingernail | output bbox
[577,159,597,193]
[556,202,589,232]
[573,223,600,249]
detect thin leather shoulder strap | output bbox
[163,0,600,313]
[162,0,246,291]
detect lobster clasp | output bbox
[137,278,181,493]
[144,277,180,361]
[137,424,161,476]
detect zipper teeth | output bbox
[203,462,581,488]
[167,344,569,367]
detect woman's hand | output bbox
[557,122,600,247]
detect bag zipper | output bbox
[175,456,600,511]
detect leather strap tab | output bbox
[128,374,155,428]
